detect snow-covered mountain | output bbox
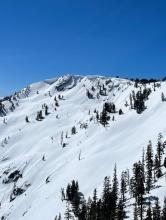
[0,75,166,220]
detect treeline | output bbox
[55,134,166,219]
[131,79,159,84]
[130,77,166,83]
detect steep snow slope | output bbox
[0,75,166,219]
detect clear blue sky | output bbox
[0,0,166,95]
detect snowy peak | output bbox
[0,75,166,220]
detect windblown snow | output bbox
[0,75,165,219]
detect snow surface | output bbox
[0,75,166,219]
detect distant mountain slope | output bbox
[0,75,166,220]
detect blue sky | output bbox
[0,0,166,95]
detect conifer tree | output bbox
[112,164,119,218]
[129,94,133,109]
[156,136,163,169]
[117,198,126,220]
[55,101,59,107]
[89,189,97,220]
[96,111,99,122]
[120,171,127,203]
[94,199,101,220]
[119,109,123,115]
[71,126,76,135]
[142,148,145,184]
[45,105,49,115]
[145,204,152,220]
[146,141,153,193]
[164,157,166,168]
[131,161,145,220]
[154,154,162,179]
[65,202,72,220]
[100,108,109,127]
[25,116,29,123]
[153,198,161,220]
[133,203,138,220]
[161,92,166,102]
[102,176,112,219]
[162,197,166,220]
[79,201,87,220]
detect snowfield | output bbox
[0,75,166,219]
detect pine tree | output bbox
[153,198,161,220]
[79,201,87,220]
[71,126,76,135]
[119,109,123,115]
[25,116,29,123]
[36,110,44,121]
[164,157,166,168]
[131,161,145,202]
[133,203,138,220]
[102,176,112,219]
[69,180,81,217]
[112,164,119,218]
[100,107,109,127]
[117,198,126,220]
[89,189,98,220]
[131,161,145,220]
[86,197,92,219]
[138,161,145,220]
[154,82,156,91]
[45,105,49,115]
[157,139,163,169]
[36,112,40,121]
[86,89,94,99]
[95,199,101,220]
[39,110,44,119]
[61,188,65,201]
[154,154,162,179]
[161,92,166,102]
[96,111,99,122]
[120,171,127,203]
[162,197,166,220]
[145,204,152,220]
[134,91,145,114]
[55,101,59,107]
[142,148,145,184]
[129,94,133,109]
[146,141,153,193]
[65,202,72,220]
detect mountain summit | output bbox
[0,75,166,219]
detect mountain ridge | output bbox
[0,75,166,219]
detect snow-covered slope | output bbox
[0,75,166,219]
